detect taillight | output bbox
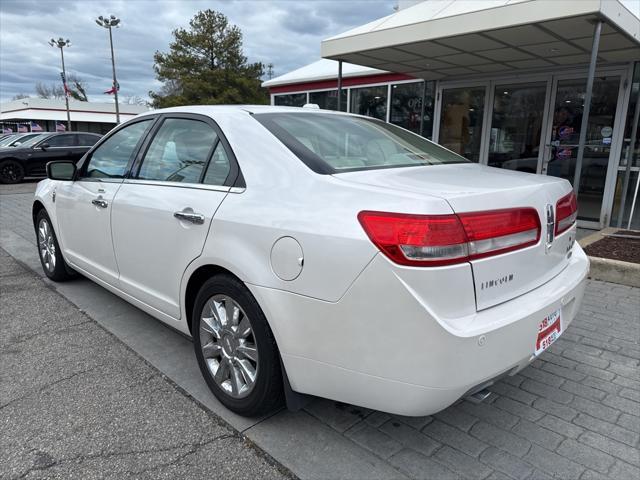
[555,191,577,235]
[358,208,540,267]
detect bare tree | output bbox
[35,82,64,99]
[122,95,148,106]
[11,93,30,100]
[35,74,88,101]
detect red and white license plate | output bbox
[535,308,562,356]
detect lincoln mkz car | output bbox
[33,106,588,416]
[0,132,101,184]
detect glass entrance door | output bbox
[544,75,622,224]
[488,82,548,172]
[438,86,486,162]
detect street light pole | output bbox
[96,15,121,124]
[49,37,72,131]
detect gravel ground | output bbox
[0,248,294,480]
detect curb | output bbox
[587,256,640,288]
[578,228,640,288]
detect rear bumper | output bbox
[249,244,589,416]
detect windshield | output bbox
[5,133,41,147]
[254,112,468,174]
[17,134,49,148]
[0,135,19,147]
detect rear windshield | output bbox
[254,112,469,174]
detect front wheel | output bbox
[35,209,74,281]
[0,160,25,184]
[193,274,283,416]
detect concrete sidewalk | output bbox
[0,249,293,479]
[1,183,639,480]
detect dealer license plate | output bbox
[535,308,562,356]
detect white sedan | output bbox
[33,106,588,417]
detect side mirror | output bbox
[47,161,76,181]
[40,143,50,150]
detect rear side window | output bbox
[45,134,76,147]
[78,134,100,146]
[85,119,153,178]
[254,112,468,174]
[202,143,231,186]
[136,118,218,184]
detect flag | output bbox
[56,122,66,132]
[104,82,120,95]
[30,122,43,132]
[60,72,71,97]
[17,124,28,133]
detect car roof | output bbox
[137,104,354,118]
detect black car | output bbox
[0,132,102,184]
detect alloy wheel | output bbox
[0,162,21,183]
[38,218,56,272]
[200,294,259,399]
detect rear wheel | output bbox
[193,274,283,416]
[0,160,24,184]
[35,209,74,281]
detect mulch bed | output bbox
[584,232,640,264]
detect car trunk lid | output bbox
[336,163,577,310]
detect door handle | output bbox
[174,210,205,225]
[92,198,108,208]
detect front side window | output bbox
[85,119,153,178]
[255,112,468,173]
[137,118,218,183]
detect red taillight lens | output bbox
[555,191,577,235]
[459,208,541,260]
[357,211,468,266]
[358,208,540,267]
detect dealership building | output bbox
[0,98,148,135]
[264,0,640,230]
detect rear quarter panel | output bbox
[183,111,456,306]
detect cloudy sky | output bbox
[0,0,395,103]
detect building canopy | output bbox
[321,0,640,80]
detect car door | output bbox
[27,134,77,177]
[55,118,156,285]
[110,114,238,319]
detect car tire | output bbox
[193,274,284,416]
[0,159,25,184]
[35,209,74,281]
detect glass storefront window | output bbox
[439,86,485,162]
[274,93,307,107]
[350,85,387,120]
[488,82,547,173]
[612,61,639,227]
[619,62,640,169]
[611,170,640,229]
[390,81,435,138]
[549,76,621,223]
[309,90,347,111]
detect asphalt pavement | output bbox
[0,248,293,480]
